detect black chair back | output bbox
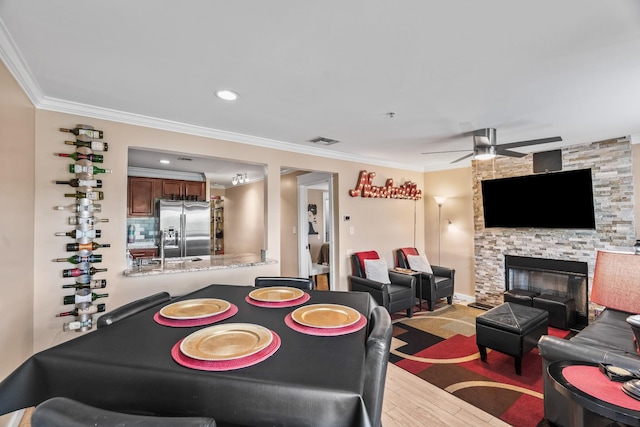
[396,247,420,269]
[96,291,171,329]
[363,306,393,427]
[32,397,217,427]
[254,277,313,290]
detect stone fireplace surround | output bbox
[472,138,635,317]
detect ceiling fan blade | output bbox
[497,136,562,150]
[451,153,474,163]
[421,149,471,155]
[495,148,527,158]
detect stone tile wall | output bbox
[472,138,635,312]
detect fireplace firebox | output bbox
[504,255,589,327]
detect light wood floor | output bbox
[383,362,510,427]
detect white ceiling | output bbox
[2,0,640,181]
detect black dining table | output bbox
[0,284,375,427]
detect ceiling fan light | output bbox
[474,145,496,161]
[232,176,238,185]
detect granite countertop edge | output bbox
[124,255,277,277]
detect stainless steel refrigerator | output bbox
[158,200,211,258]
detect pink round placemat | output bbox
[563,365,640,410]
[245,292,310,308]
[154,303,238,327]
[171,331,281,371]
[285,312,367,336]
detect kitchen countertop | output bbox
[124,253,276,277]
[127,241,158,249]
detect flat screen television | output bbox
[481,168,596,229]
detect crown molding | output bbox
[38,96,424,172]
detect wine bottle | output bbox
[56,303,106,317]
[55,152,104,163]
[62,266,108,278]
[64,139,108,152]
[63,291,109,304]
[60,126,104,139]
[55,178,102,188]
[69,164,112,175]
[54,202,101,213]
[64,191,104,201]
[63,318,93,332]
[68,216,108,226]
[66,242,110,252]
[62,279,107,289]
[55,229,101,239]
[53,254,103,264]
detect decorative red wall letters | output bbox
[349,170,422,200]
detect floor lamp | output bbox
[434,196,447,265]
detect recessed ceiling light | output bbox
[215,90,239,101]
[159,159,170,164]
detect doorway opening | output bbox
[297,172,334,290]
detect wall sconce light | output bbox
[446,218,453,232]
[231,173,248,186]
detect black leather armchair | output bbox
[254,276,313,290]
[32,397,217,427]
[396,247,455,311]
[348,251,414,317]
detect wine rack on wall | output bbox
[53,125,111,332]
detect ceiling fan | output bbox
[422,128,562,163]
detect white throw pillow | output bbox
[407,254,433,274]
[364,258,391,283]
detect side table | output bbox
[547,360,640,427]
[392,268,423,311]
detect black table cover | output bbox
[0,284,374,427]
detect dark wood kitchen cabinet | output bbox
[160,180,205,201]
[128,177,156,217]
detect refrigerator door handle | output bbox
[180,213,186,258]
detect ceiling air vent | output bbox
[308,136,340,146]
[177,157,193,161]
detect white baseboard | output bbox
[452,293,475,304]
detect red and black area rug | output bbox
[390,303,571,427]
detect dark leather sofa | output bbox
[538,308,640,426]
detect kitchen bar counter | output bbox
[124,253,276,277]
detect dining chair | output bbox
[31,397,217,427]
[96,291,171,329]
[363,306,393,427]
[396,247,455,311]
[254,276,314,290]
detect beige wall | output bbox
[224,180,265,255]
[279,171,304,276]
[423,168,475,299]
[0,57,35,422]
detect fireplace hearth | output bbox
[504,255,589,327]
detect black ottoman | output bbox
[503,289,540,306]
[532,294,576,330]
[476,302,548,375]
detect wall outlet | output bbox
[349,226,355,235]
[343,215,351,221]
